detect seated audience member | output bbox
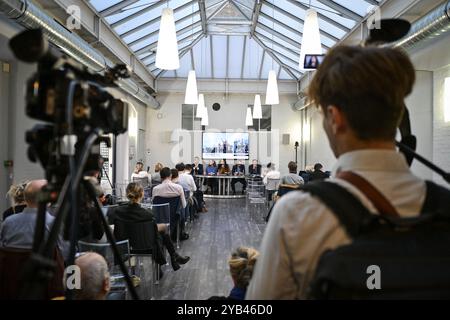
[280,162,304,186]
[176,163,197,197]
[2,182,28,221]
[0,180,55,249]
[263,163,281,186]
[246,45,438,299]
[218,159,230,175]
[192,157,204,176]
[209,247,259,300]
[231,160,247,195]
[205,160,219,194]
[72,252,110,300]
[171,168,180,183]
[309,163,329,182]
[78,176,105,242]
[261,163,272,179]
[152,168,186,209]
[108,183,189,271]
[299,165,313,184]
[186,164,208,213]
[152,167,188,240]
[131,161,151,186]
[248,159,262,176]
[152,163,164,184]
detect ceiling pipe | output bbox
[0,0,160,109]
[293,0,450,111]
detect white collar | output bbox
[332,149,410,177]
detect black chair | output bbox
[113,218,162,296]
[152,196,181,248]
[265,184,301,222]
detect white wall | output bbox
[146,92,300,175]
[300,32,450,181]
[409,33,450,184]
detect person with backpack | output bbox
[246,45,450,299]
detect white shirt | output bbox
[131,171,151,185]
[152,179,187,208]
[246,149,426,300]
[178,172,197,197]
[263,170,281,185]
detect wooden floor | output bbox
[136,198,267,300]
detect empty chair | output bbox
[265,178,280,208]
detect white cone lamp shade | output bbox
[201,107,209,126]
[155,8,180,70]
[265,70,279,105]
[185,70,198,104]
[299,9,322,71]
[196,94,205,118]
[253,94,263,119]
[246,107,253,126]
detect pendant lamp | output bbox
[155,8,180,70]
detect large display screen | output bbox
[202,132,249,160]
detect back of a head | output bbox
[185,164,192,171]
[7,181,28,205]
[288,161,297,174]
[134,161,144,173]
[314,163,323,171]
[24,179,47,207]
[228,247,260,290]
[160,167,172,180]
[171,169,179,179]
[308,45,415,141]
[126,182,143,203]
[155,163,163,173]
[176,163,186,172]
[74,252,109,300]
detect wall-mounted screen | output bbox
[202,132,249,160]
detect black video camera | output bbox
[9,29,129,183]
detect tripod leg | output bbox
[82,179,140,300]
[32,201,48,252]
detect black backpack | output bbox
[300,180,450,299]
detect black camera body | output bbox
[10,29,129,188]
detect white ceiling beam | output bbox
[99,0,141,18]
[198,0,207,34]
[315,0,363,21]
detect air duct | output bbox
[392,0,450,51]
[0,0,160,109]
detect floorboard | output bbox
[135,198,267,300]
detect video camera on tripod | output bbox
[10,28,128,185]
[9,29,139,300]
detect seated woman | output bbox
[209,247,259,300]
[107,183,190,271]
[205,160,218,194]
[2,182,28,221]
[218,159,230,175]
[152,162,163,184]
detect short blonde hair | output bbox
[228,247,259,289]
[7,181,28,205]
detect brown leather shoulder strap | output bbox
[336,171,400,218]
